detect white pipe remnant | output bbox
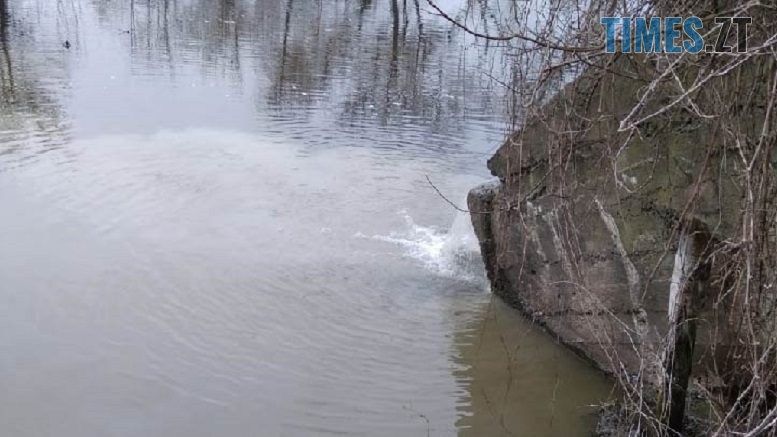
[669,230,696,325]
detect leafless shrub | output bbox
[435,0,777,434]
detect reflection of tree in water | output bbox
[86,0,504,137]
[265,0,502,134]
[112,0,244,85]
[0,0,70,159]
[0,0,15,104]
[4,0,505,153]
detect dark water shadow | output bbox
[452,296,614,436]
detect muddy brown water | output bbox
[0,0,611,435]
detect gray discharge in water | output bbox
[0,0,610,435]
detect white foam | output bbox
[369,211,485,282]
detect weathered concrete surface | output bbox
[469,178,669,371]
[468,55,772,374]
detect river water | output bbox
[0,0,610,435]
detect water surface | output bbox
[0,1,610,435]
